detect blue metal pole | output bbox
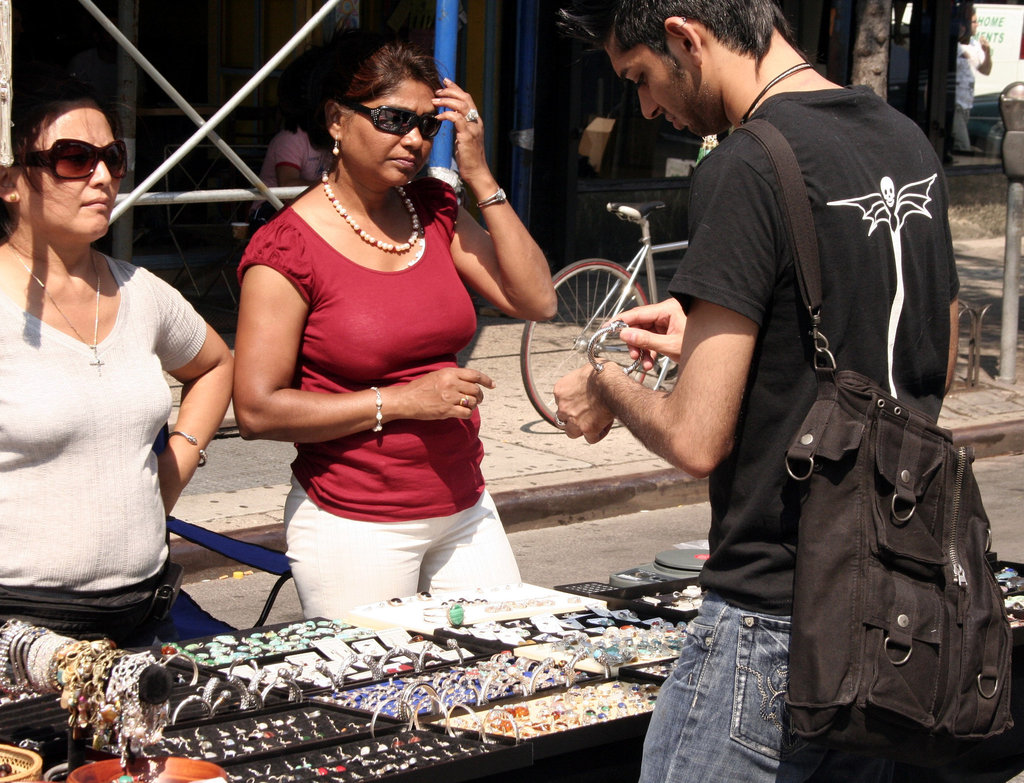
[510,1,538,221]
[483,0,498,164]
[429,0,459,172]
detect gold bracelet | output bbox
[169,429,208,466]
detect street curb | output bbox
[171,421,1024,580]
[495,468,708,530]
[953,419,1024,459]
[170,469,709,580]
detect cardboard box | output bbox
[579,116,616,173]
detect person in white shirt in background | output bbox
[953,2,992,154]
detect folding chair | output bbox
[166,516,293,639]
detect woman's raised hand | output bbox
[433,78,489,184]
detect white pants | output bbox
[283,476,522,619]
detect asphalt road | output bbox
[184,452,1024,629]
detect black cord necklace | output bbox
[740,62,814,124]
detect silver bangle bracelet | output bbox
[587,320,643,374]
[476,187,507,208]
[169,429,208,467]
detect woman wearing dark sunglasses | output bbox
[234,31,556,618]
[0,65,233,645]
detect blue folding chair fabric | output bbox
[166,516,293,637]
[168,586,236,639]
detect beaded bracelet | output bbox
[0,621,26,694]
[370,387,383,432]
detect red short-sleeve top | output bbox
[238,177,484,521]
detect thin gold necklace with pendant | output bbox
[11,248,105,374]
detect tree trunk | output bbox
[851,0,893,99]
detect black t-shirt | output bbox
[669,86,959,614]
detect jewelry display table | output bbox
[1,582,689,782]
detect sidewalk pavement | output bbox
[169,236,1024,576]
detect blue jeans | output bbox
[639,591,894,783]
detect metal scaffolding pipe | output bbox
[114,185,305,207]
[1001,182,1022,382]
[0,0,12,167]
[111,0,343,223]
[77,0,281,213]
[111,0,137,260]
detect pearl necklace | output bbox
[11,247,105,374]
[321,173,422,254]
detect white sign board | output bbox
[974,4,1024,97]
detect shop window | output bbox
[575,50,704,182]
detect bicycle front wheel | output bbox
[521,258,649,426]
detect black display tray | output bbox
[431,605,666,655]
[149,700,396,766]
[307,663,601,721]
[555,579,702,623]
[0,672,224,770]
[163,618,375,672]
[0,692,65,767]
[617,657,679,685]
[220,726,533,782]
[166,621,481,694]
[426,680,658,761]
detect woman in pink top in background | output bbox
[251,47,330,231]
[233,31,555,619]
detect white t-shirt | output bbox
[956,38,986,110]
[0,257,206,591]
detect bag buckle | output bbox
[891,494,916,523]
[883,636,913,666]
[978,673,999,699]
[786,456,814,481]
[811,326,836,371]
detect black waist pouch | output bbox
[0,560,183,642]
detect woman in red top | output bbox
[234,31,555,619]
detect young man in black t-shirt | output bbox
[555,2,958,781]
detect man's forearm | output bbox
[587,366,690,471]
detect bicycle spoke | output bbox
[521,260,648,425]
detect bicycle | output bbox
[520,200,688,427]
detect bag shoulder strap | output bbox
[732,119,822,324]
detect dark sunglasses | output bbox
[21,139,128,180]
[343,100,443,139]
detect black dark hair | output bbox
[1,62,120,238]
[557,0,795,65]
[310,29,442,151]
[959,3,976,45]
[277,46,324,134]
